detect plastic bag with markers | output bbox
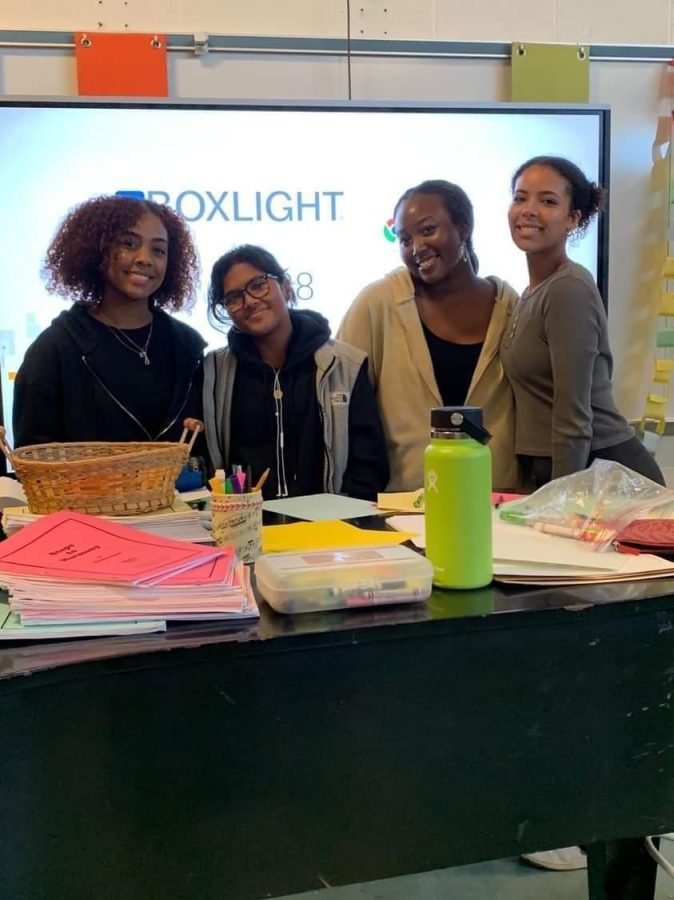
[497,459,674,552]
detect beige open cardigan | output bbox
[337,267,519,492]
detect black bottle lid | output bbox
[430,406,491,444]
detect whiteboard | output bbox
[0,99,608,412]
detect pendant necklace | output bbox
[97,312,154,366]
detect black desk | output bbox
[2,565,674,899]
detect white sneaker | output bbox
[521,846,588,871]
[645,834,674,877]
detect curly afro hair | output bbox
[43,195,200,311]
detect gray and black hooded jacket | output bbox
[203,309,389,500]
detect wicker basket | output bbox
[0,421,203,516]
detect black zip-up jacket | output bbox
[13,305,206,447]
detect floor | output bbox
[276,841,674,899]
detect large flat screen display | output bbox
[0,100,609,442]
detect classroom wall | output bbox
[2,0,674,44]
[1,1,673,462]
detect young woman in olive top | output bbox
[501,156,663,488]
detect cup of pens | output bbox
[210,469,266,564]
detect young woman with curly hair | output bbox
[13,195,206,447]
[501,156,664,490]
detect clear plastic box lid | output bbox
[255,545,433,614]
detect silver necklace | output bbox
[97,313,154,366]
[502,288,534,349]
[504,265,565,348]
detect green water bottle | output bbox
[424,406,493,589]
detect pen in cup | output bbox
[253,467,271,493]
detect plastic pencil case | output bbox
[254,545,433,614]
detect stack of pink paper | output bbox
[0,510,257,637]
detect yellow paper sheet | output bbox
[262,519,415,553]
[377,489,425,513]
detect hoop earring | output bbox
[460,242,469,263]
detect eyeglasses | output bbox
[222,273,280,313]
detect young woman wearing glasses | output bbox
[203,244,389,500]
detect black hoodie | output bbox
[13,304,206,447]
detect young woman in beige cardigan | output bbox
[338,179,518,492]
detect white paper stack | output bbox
[3,496,211,543]
[0,600,168,639]
[0,477,27,511]
[386,514,674,585]
[0,510,257,640]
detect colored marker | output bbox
[208,477,224,495]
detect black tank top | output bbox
[421,320,483,406]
